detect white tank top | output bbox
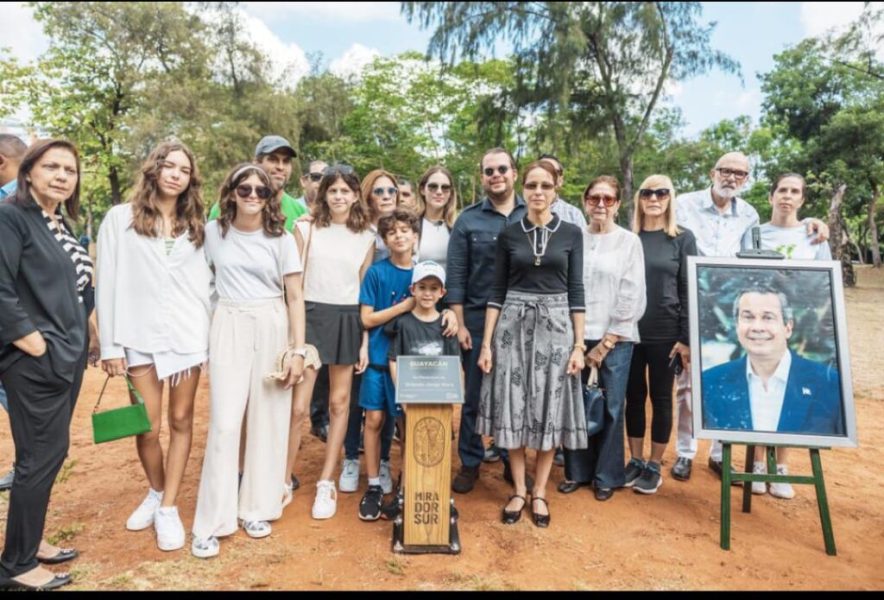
[298,221,375,304]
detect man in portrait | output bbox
[702,284,844,435]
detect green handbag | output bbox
[92,375,152,444]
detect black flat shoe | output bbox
[557,479,587,494]
[2,572,72,591]
[594,486,615,502]
[531,496,551,528]
[37,547,78,565]
[501,494,527,524]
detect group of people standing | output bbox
[0,129,829,589]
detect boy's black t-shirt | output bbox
[387,313,461,361]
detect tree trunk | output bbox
[868,182,881,267]
[109,165,123,205]
[827,184,856,287]
[620,153,634,226]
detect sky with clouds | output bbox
[1,2,877,137]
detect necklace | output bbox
[527,226,552,266]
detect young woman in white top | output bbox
[415,165,458,271]
[190,164,306,558]
[747,172,831,500]
[96,140,212,552]
[289,165,374,519]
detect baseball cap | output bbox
[254,135,297,158]
[412,261,446,286]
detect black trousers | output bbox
[0,349,85,577]
[625,342,676,444]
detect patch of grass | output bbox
[444,572,515,591]
[385,557,406,576]
[47,521,84,545]
[55,459,78,485]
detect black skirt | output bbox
[305,302,363,366]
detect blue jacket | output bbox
[701,351,844,435]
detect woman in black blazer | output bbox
[0,139,94,590]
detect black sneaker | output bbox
[452,465,480,494]
[358,484,384,521]
[623,458,646,488]
[633,462,663,494]
[483,442,503,463]
[380,486,403,521]
[671,456,692,481]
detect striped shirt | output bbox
[42,209,93,303]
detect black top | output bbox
[445,196,527,334]
[0,200,88,381]
[637,228,697,344]
[487,215,585,311]
[387,313,461,361]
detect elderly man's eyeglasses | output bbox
[639,189,671,200]
[715,167,748,179]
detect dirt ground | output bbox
[1,267,883,591]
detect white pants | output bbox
[192,298,291,539]
[674,367,721,461]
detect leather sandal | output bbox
[501,494,527,525]
[531,496,551,528]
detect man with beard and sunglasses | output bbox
[671,151,829,484]
[208,136,307,231]
[294,159,329,213]
[446,147,531,494]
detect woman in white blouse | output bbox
[415,165,458,271]
[559,175,646,502]
[96,140,212,552]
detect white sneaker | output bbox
[312,480,337,520]
[769,464,796,499]
[379,459,393,495]
[751,462,767,495]
[191,535,219,559]
[155,506,185,551]
[126,488,163,531]
[242,520,272,539]
[282,482,293,510]
[339,458,360,493]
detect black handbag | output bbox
[584,365,605,437]
[91,375,152,444]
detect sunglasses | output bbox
[427,183,451,193]
[322,164,355,177]
[483,165,509,177]
[639,188,671,200]
[585,194,618,207]
[235,184,272,200]
[307,172,324,182]
[715,167,748,179]
[524,182,555,191]
[372,186,398,197]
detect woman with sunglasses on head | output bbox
[742,172,830,501]
[415,166,458,272]
[0,139,94,590]
[190,164,306,558]
[96,140,212,552]
[559,175,646,502]
[477,161,586,527]
[623,176,696,495]
[287,165,375,519]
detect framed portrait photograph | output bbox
[688,257,857,448]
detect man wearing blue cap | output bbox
[209,135,307,230]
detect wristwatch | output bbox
[602,338,616,350]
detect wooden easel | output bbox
[720,442,836,555]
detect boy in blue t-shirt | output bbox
[357,209,421,521]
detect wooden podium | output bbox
[392,356,462,555]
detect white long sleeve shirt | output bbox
[582,225,646,342]
[96,203,212,360]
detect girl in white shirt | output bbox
[191,164,306,558]
[290,165,375,520]
[96,140,212,552]
[416,165,458,271]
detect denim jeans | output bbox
[344,373,394,462]
[0,382,7,412]
[564,340,634,489]
[457,332,487,469]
